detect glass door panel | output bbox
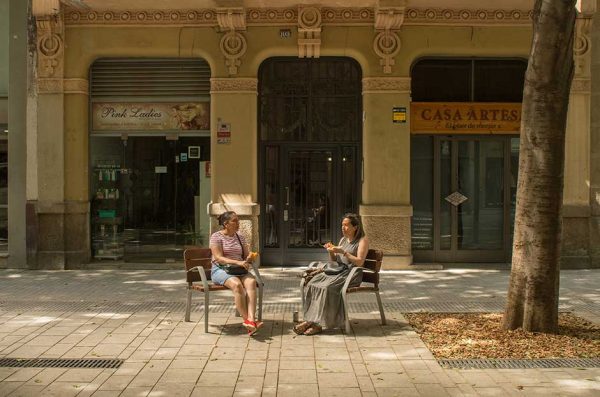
[439,140,452,250]
[287,149,334,248]
[457,140,504,250]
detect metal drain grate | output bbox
[439,358,600,369]
[0,358,124,369]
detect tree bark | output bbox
[503,0,576,333]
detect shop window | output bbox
[0,126,6,253]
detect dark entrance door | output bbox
[262,145,359,264]
[259,57,362,265]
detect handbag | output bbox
[220,233,249,276]
[220,264,248,276]
[323,262,348,275]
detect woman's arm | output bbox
[342,236,369,267]
[210,243,247,267]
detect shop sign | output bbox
[393,107,406,123]
[217,122,231,144]
[92,102,209,132]
[411,102,521,134]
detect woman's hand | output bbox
[246,251,258,263]
[329,246,345,254]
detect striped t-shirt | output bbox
[209,231,246,265]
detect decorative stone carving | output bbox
[574,17,592,79]
[298,6,322,58]
[217,8,247,76]
[210,78,258,94]
[373,4,405,74]
[62,7,536,27]
[404,8,532,25]
[571,78,591,94]
[37,78,63,93]
[362,77,410,94]
[36,15,64,81]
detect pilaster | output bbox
[361,76,412,268]
[563,13,594,267]
[208,77,259,251]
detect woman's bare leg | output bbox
[224,277,248,320]
[243,276,257,322]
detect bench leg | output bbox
[185,288,192,322]
[375,290,386,326]
[257,285,263,321]
[204,291,210,333]
[342,293,351,334]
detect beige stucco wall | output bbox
[58,21,538,265]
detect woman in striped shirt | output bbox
[210,211,262,335]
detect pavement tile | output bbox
[314,347,349,360]
[8,385,47,397]
[234,375,264,393]
[315,360,354,373]
[149,382,194,396]
[197,372,238,387]
[276,383,319,397]
[204,359,243,372]
[263,372,278,388]
[98,375,135,390]
[357,375,375,391]
[318,387,362,396]
[24,368,67,386]
[374,387,421,397]
[239,361,267,377]
[120,386,152,397]
[3,368,43,383]
[191,386,234,396]
[317,372,359,388]
[370,372,413,388]
[158,368,202,384]
[278,369,317,384]
[40,381,87,397]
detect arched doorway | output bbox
[258,58,362,265]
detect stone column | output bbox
[7,0,30,268]
[207,78,260,251]
[361,77,412,268]
[563,13,594,267]
[591,4,600,267]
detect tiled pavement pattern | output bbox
[0,268,598,396]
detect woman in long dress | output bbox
[295,213,369,335]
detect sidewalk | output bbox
[0,268,598,396]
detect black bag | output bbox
[220,233,248,276]
[323,262,348,275]
[220,264,248,276]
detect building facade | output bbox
[4,0,599,269]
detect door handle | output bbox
[285,186,289,205]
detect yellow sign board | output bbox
[411,102,521,134]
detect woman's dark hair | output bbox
[343,213,365,241]
[218,211,237,227]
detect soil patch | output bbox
[405,312,600,359]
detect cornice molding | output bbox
[362,77,410,94]
[63,7,533,27]
[210,78,258,94]
[64,78,89,95]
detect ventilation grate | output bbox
[0,358,124,369]
[439,358,600,369]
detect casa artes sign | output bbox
[410,102,521,134]
[91,102,209,132]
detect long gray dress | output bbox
[302,237,363,329]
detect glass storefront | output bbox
[90,136,210,262]
[0,126,6,253]
[410,58,526,263]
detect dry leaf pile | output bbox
[405,312,600,359]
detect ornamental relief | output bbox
[574,18,592,79]
[36,16,64,79]
[63,7,533,26]
[210,78,258,93]
[298,6,322,58]
[571,78,591,94]
[362,77,411,94]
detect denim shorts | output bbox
[211,265,252,286]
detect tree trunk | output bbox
[503,0,576,333]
